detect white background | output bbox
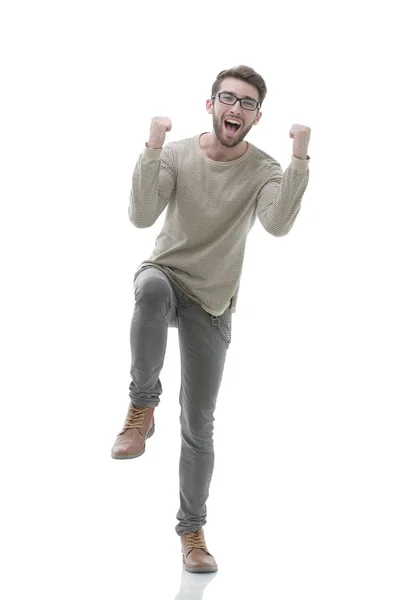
[1,1,410,598]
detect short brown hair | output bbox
[211,65,267,107]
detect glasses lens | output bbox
[241,99,258,110]
[219,93,236,105]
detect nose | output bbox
[228,100,242,116]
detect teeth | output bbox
[226,119,241,126]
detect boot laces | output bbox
[185,530,207,552]
[124,405,149,429]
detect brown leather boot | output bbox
[181,528,218,573]
[111,402,155,459]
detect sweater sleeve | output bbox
[256,155,310,236]
[128,144,176,228]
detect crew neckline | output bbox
[195,133,252,166]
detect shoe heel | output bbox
[147,424,155,438]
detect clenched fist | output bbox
[146,117,172,149]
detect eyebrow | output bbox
[221,90,258,102]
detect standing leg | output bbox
[174,295,232,536]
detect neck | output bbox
[199,132,248,162]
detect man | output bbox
[111,65,311,573]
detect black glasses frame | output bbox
[211,92,260,111]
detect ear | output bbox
[254,111,262,125]
[206,99,214,115]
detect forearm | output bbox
[129,151,162,227]
[128,145,174,228]
[258,165,309,236]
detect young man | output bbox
[111,65,311,573]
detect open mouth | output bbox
[224,119,241,134]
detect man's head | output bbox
[206,65,267,148]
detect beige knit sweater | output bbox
[129,133,310,317]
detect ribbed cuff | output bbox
[291,154,310,171]
[143,146,163,162]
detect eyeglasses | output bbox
[211,92,260,111]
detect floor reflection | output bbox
[173,566,218,599]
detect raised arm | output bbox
[128,117,176,228]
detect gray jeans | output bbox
[129,265,232,536]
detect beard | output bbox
[212,111,254,148]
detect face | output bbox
[206,77,262,148]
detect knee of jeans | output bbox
[134,277,173,307]
[181,411,214,447]
[182,429,214,453]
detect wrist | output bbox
[146,141,163,150]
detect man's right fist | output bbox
[146,117,172,149]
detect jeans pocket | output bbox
[211,309,232,346]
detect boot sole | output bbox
[111,424,155,460]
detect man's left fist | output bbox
[289,123,311,140]
[289,124,311,159]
